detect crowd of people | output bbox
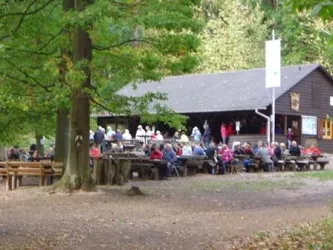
[7,144,55,162]
[89,124,322,178]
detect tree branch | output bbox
[12,0,39,34]
[93,38,153,51]
[0,0,57,20]
[90,97,113,113]
[3,58,52,92]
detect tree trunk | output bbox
[54,0,93,191]
[54,0,74,164]
[0,147,7,161]
[36,134,45,157]
[54,107,70,163]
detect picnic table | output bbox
[91,153,136,185]
[177,155,207,177]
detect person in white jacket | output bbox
[135,125,146,142]
[122,129,132,140]
[156,130,164,141]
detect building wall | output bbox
[275,68,333,152]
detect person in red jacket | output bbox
[150,145,162,160]
[304,144,321,157]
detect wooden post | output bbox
[120,160,131,184]
[6,176,12,191]
[106,158,115,185]
[284,115,288,135]
[13,176,17,189]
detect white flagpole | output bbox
[271,30,276,144]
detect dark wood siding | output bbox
[275,68,333,152]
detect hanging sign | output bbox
[290,92,300,112]
[265,39,281,88]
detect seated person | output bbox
[174,144,182,156]
[143,143,152,156]
[304,144,321,157]
[205,142,217,174]
[242,143,254,172]
[182,142,192,156]
[89,142,99,168]
[233,144,244,155]
[256,141,274,172]
[192,143,205,156]
[162,144,177,180]
[150,145,162,160]
[217,144,233,174]
[289,141,301,157]
[89,142,99,157]
[112,140,124,153]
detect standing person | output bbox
[145,126,153,142]
[156,130,164,141]
[220,123,227,144]
[286,128,293,149]
[191,127,201,143]
[113,129,123,141]
[93,127,104,153]
[135,125,146,143]
[106,126,114,139]
[226,122,234,145]
[203,124,211,149]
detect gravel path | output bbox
[1,169,333,250]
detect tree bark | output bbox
[35,134,45,157]
[0,147,7,161]
[54,0,74,164]
[54,107,69,163]
[54,0,93,191]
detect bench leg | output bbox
[183,166,188,177]
[39,176,45,186]
[50,176,54,185]
[12,176,17,189]
[17,177,22,187]
[6,176,12,191]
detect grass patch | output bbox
[292,170,333,181]
[244,216,333,250]
[189,179,304,191]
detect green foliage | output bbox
[0,0,202,144]
[269,1,333,73]
[197,0,268,72]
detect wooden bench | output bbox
[6,162,51,189]
[0,162,11,191]
[317,158,329,170]
[40,162,64,184]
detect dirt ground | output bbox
[1,165,333,250]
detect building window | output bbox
[319,118,333,139]
[312,83,321,109]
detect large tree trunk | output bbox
[0,147,7,161]
[54,0,93,191]
[36,134,45,157]
[54,107,69,163]
[54,0,74,164]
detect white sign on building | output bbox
[301,115,317,135]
